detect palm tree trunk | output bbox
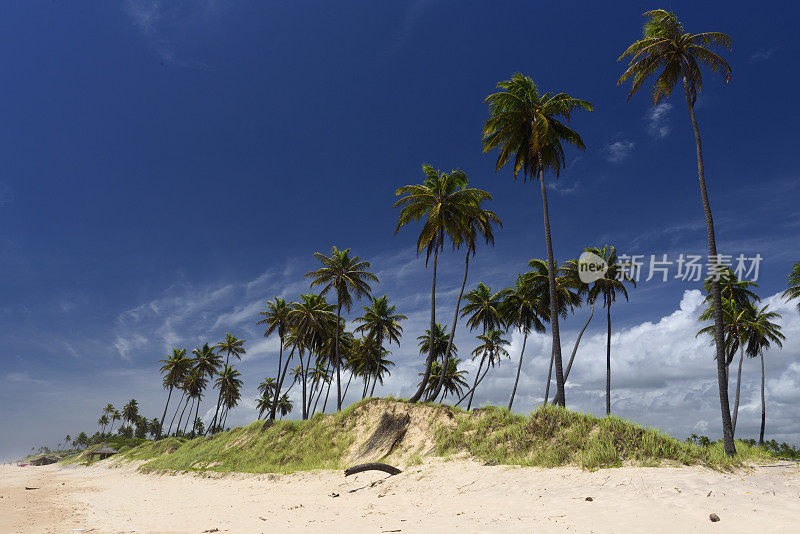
[175,394,190,435]
[466,351,487,410]
[343,372,353,403]
[731,343,745,435]
[409,230,441,403]
[552,303,594,406]
[544,346,554,405]
[322,379,333,413]
[759,348,766,445]
[370,373,379,397]
[538,158,565,407]
[605,295,612,416]
[684,76,736,457]
[181,398,194,435]
[431,250,470,402]
[456,361,492,407]
[335,299,343,411]
[508,330,528,410]
[168,390,186,435]
[209,353,230,434]
[157,386,173,440]
[193,396,201,436]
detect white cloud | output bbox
[646,103,672,139]
[605,141,634,163]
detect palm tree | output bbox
[215,365,243,429]
[431,199,501,402]
[415,324,455,402]
[502,274,547,409]
[157,348,189,439]
[783,262,800,312]
[109,410,121,436]
[98,414,109,436]
[483,73,592,408]
[394,164,492,403]
[276,394,293,419]
[288,294,335,419]
[582,246,635,415]
[354,295,407,398]
[555,257,596,400]
[210,334,246,433]
[306,247,378,412]
[257,297,291,420]
[460,283,508,409]
[618,8,734,456]
[177,369,208,435]
[458,330,510,409]
[700,299,752,435]
[745,305,784,444]
[122,399,139,427]
[256,390,273,420]
[185,344,220,434]
[419,357,468,402]
[525,258,580,405]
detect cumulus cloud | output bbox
[646,103,672,139]
[605,140,634,163]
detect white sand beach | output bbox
[2,460,799,533]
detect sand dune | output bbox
[1,460,799,533]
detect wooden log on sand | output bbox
[344,463,402,477]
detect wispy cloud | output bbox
[750,47,780,62]
[604,140,634,163]
[645,103,672,139]
[123,0,216,69]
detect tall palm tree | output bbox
[419,357,468,402]
[783,262,800,312]
[215,365,243,429]
[745,305,784,444]
[179,369,208,436]
[257,297,291,420]
[700,299,752,435]
[525,258,580,405]
[460,283,507,407]
[354,295,406,398]
[210,334,246,433]
[458,330,510,409]
[98,414,109,436]
[122,398,139,427]
[157,348,189,439]
[483,73,592,407]
[416,323,456,402]
[585,246,635,415]
[288,294,335,419]
[256,390,273,420]
[189,343,221,433]
[306,247,378,412]
[394,164,492,403]
[501,274,547,409]
[618,8,734,456]
[431,200,502,402]
[556,257,596,398]
[109,410,121,436]
[276,394,293,419]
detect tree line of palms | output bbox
[137,9,799,458]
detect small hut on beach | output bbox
[89,446,119,461]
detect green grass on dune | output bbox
[114,399,776,474]
[60,436,150,465]
[131,402,363,474]
[435,404,774,470]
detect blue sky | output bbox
[1,1,799,461]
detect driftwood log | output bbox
[344,463,402,477]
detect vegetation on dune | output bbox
[108,400,779,474]
[436,404,773,470]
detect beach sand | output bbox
[1,460,799,533]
